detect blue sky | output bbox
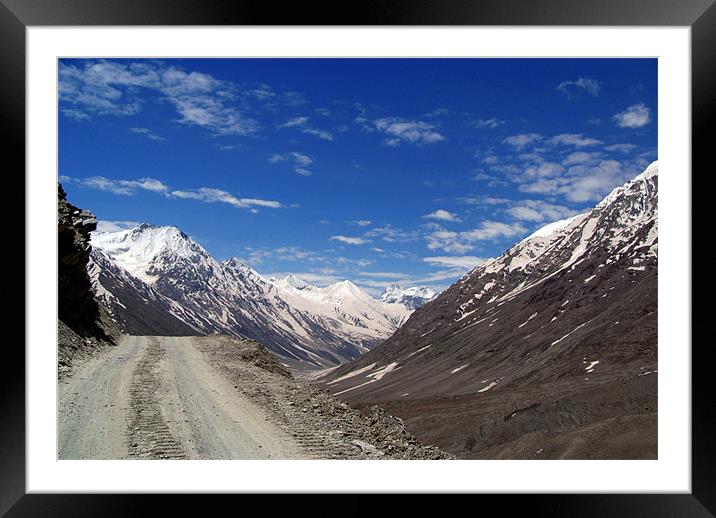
[59,58,657,294]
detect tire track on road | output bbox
[127,337,186,459]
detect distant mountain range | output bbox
[88,224,436,369]
[318,162,658,459]
[380,283,436,310]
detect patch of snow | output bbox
[478,377,504,393]
[521,213,584,242]
[327,363,377,385]
[550,322,587,348]
[584,360,600,371]
[367,362,400,381]
[406,344,432,358]
[518,312,538,328]
[451,364,469,374]
[456,308,478,322]
[333,362,400,395]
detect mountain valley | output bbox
[316,162,659,459]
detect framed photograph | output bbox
[5,0,712,513]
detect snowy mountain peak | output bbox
[380,283,436,310]
[636,160,658,181]
[597,160,657,209]
[270,274,315,291]
[324,279,370,300]
[521,213,585,243]
[223,257,257,273]
[91,223,210,283]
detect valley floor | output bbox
[344,373,658,460]
[58,335,449,460]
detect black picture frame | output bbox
[3,0,712,514]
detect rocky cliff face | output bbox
[58,184,118,371]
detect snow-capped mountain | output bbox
[380,283,436,310]
[88,224,413,368]
[319,162,658,459]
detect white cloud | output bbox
[613,103,651,128]
[330,235,369,245]
[363,225,419,243]
[503,133,542,148]
[95,220,141,233]
[548,133,603,147]
[557,77,601,97]
[348,220,372,227]
[411,269,469,284]
[290,152,313,166]
[59,60,258,136]
[355,271,413,280]
[519,159,635,203]
[279,116,334,140]
[425,221,527,253]
[70,176,170,196]
[472,172,497,182]
[244,245,334,265]
[506,200,578,222]
[170,188,282,209]
[268,153,288,163]
[423,256,486,268]
[302,127,334,141]
[460,221,528,241]
[269,151,314,176]
[470,118,505,129]
[425,230,475,254]
[62,109,91,121]
[279,117,309,128]
[460,195,511,206]
[374,117,445,146]
[65,174,282,211]
[523,161,566,179]
[129,127,165,141]
[562,151,603,166]
[423,209,461,222]
[604,143,637,153]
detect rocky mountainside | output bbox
[58,184,118,373]
[318,162,658,459]
[89,225,415,369]
[380,283,436,310]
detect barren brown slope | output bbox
[316,163,658,459]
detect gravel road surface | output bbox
[58,335,305,459]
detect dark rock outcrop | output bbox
[58,184,118,370]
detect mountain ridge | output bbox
[317,161,658,459]
[89,225,429,368]
[380,283,436,310]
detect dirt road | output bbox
[58,336,307,459]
